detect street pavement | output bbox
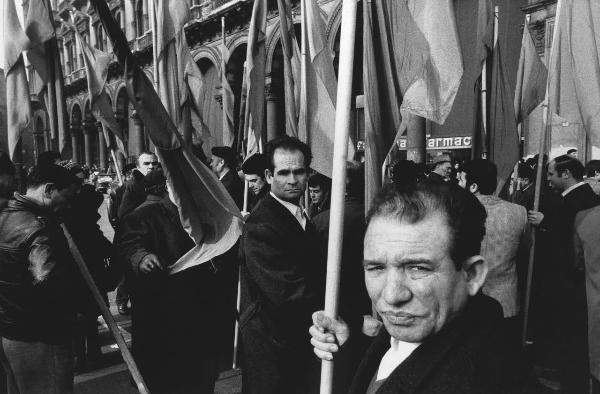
[73,196,242,393]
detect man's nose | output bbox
[382,270,412,305]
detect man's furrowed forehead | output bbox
[273,148,306,169]
[138,154,157,165]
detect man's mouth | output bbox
[382,312,418,325]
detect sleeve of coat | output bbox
[243,220,313,315]
[116,213,152,274]
[573,212,586,273]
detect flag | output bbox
[298,0,341,178]
[23,0,54,87]
[2,0,33,160]
[92,0,243,273]
[221,42,236,147]
[547,0,600,147]
[244,0,267,156]
[514,21,547,124]
[155,0,196,144]
[476,0,494,70]
[489,44,519,194]
[277,0,301,137]
[363,0,463,203]
[74,27,127,156]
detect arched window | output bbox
[66,40,74,73]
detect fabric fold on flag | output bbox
[23,0,55,88]
[299,0,346,178]
[74,27,127,157]
[514,21,547,125]
[124,59,243,274]
[476,0,494,71]
[489,44,519,195]
[244,0,267,156]
[363,0,463,204]
[277,0,301,137]
[3,0,33,160]
[548,0,600,147]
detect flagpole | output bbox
[48,0,67,154]
[319,0,357,392]
[151,0,158,90]
[62,224,148,394]
[522,0,563,345]
[222,17,228,146]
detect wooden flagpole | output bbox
[522,0,563,345]
[319,0,357,392]
[62,224,149,393]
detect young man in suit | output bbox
[240,136,324,394]
[311,184,541,393]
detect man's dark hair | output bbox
[37,151,61,167]
[392,160,422,190]
[567,148,577,155]
[367,183,487,269]
[553,154,584,181]
[241,153,268,178]
[27,164,81,190]
[461,159,497,195]
[0,151,15,177]
[265,136,312,172]
[211,146,238,170]
[518,162,533,180]
[308,172,331,190]
[585,160,600,178]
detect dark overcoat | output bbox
[239,193,325,394]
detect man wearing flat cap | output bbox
[241,153,270,212]
[211,146,243,209]
[427,154,452,184]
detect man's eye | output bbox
[364,265,384,272]
[408,265,430,272]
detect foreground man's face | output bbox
[363,214,470,343]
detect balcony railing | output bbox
[68,68,86,84]
[135,32,153,51]
[190,0,247,21]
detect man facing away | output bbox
[0,165,81,393]
[0,152,15,210]
[241,153,270,213]
[311,183,541,394]
[458,159,528,342]
[210,146,243,209]
[240,136,324,394]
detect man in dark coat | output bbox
[0,165,81,393]
[528,155,600,393]
[117,170,220,393]
[426,154,452,184]
[0,151,15,211]
[311,184,541,394]
[210,146,243,209]
[240,136,324,394]
[117,152,158,219]
[241,153,270,213]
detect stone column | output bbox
[97,123,107,171]
[83,123,93,167]
[130,111,145,156]
[89,18,96,47]
[266,81,281,142]
[32,133,40,165]
[71,125,80,163]
[44,125,51,151]
[406,116,426,164]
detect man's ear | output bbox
[43,183,54,198]
[469,183,479,194]
[461,255,488,296]
[562,169,572,179]
[265,169,273,185]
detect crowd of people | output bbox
[0,137,597,393]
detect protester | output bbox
[210,146,243,209]
[117,169,221,393]
[528,154,600,393]
[310,183,541,393]
[567,148,578,159]
[514,162,535,209]
[240,136,324,394]
[0,164,81,393]
[426,154,452,183]
[0,152,15,210]
[62,163,114,372]
[574,205,600,394]
[118,152,158,219]
[307,172,331,218]
[107,162,137,231]
[459,159,529,343]
[241,153,270,212]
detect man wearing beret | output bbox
[210,146,243,209]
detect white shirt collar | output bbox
[562,181,586,197]
[270,192,306,230]
[376,338,421,381]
